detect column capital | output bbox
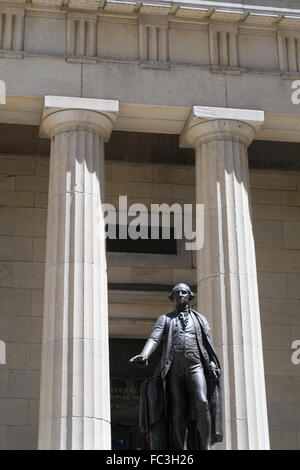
[180,106,264,148]
[40,95,119,141]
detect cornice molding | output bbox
[1,0,300,27]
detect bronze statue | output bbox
[130,283,222,450]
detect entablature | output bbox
[1,0,300,75]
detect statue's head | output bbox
[168,283,195,308]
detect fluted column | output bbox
[181,107,270,449]
[38,96,119,449]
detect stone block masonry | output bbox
[0,154,48,449]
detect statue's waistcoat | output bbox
[160,311,212,382]
[172,315,201,362]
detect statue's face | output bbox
[173,287,190,307]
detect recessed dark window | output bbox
[106,225,177,255]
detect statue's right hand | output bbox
[129,354,148,368]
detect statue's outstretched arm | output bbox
[129,315,166,367]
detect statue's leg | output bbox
[186,362,211,450]
[166,359,186,450]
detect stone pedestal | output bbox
[38,96,118,450]
[181,107,270,449]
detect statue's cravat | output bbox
[176,306,190,331]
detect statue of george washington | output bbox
[130,283,223,450]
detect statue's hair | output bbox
[168,283,195,301]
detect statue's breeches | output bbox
[166,354,211,450]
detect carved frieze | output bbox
[67,12,97,57]
[1,0,300,77]
[0,9,24,52]
[278,30,300,74]
[139,17,169,68]
[209,23,238,68]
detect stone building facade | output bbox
[0,0,300,450]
